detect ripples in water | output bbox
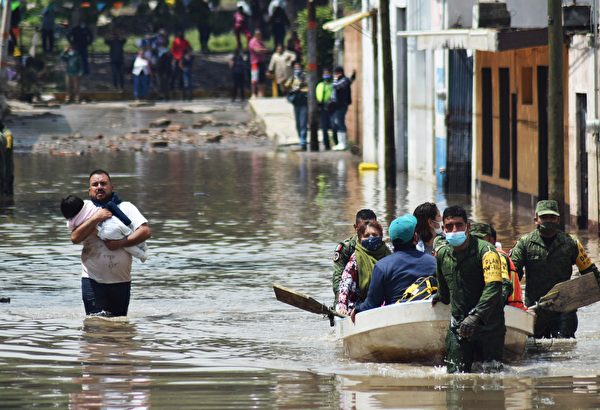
[1,150,600,408]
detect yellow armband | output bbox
[482,251,502,284]
[499,254,510,281]
[575,240,593,272]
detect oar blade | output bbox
[537,273,600,312]
[273,283,331,315]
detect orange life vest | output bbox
[498,248,526,310]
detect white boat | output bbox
[335,300,535,363]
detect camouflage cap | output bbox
[535,200,560,216]
[470,222,492,239]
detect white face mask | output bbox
[432,219,443,235]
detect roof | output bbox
[323,10,376,33]
[396,28,548,52]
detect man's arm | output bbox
[435,251,450,304]
[104,223,151,251]
[572,237,600,285]
[71,208,113,244]
[509,237,526,280]
[353,265,385,313]
[469,250,503,324]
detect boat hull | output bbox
[335,301,534,363]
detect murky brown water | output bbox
[2,103,600,408]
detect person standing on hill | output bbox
[230,47,247,101]
[40,1,55,53]
[249,30,268,97]
[233,2,250,49]
[196,0,211,54]
[267,44,294,96]
[170,30,192,94]
[104,28,126,91]
[61,43,83,103]
[67,20,93,75]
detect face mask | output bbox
[432,220,443,235]
[322,75,331,81]
[446,231,467,247]
[294,69,302,77]
[361,236,383,252]
[537,222,559,236]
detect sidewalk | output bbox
[248,97,299,146]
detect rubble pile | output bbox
[32,116,270,156]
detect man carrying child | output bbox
[64,169,151,317]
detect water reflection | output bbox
[1,149,600,408]
[70,319,150,409]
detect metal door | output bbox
[445,50,473,194]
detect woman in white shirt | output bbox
[132,50,151,100]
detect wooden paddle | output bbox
[272,283,346,326]
[535,273,600,312]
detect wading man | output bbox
[434,206,504,373]
[69,170,151,317]
[510,200,600,338]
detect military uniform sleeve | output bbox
[332,241,352,302]
[509,238,526,280]
[499,253,514,303]
[435,251,450,304]
[470,250,503,324]
[571,237,600,283]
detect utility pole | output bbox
[371,13,379,156]
[548,0,564,214]
[307,0,319,151]
[380,0,395,188]
[0,0,12,118]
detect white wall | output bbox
[568,34,599,228]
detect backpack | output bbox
[397,276,438,303]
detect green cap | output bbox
[388,214,417,243]
[535,200,560,216]
[470,222,492,239]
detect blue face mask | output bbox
[294,69,302,77]
[322,75,331,81]
[446,231,467,247]
[361,236,383,252]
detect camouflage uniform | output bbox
[510,229,599,338]
[436,235,505,373]
[332,235,357,304]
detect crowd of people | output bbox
[333,200,600,373]
[57,24,195,103]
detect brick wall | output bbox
[343,27,363,147]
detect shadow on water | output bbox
[1,144,600,407]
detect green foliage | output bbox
[296,6,335,72]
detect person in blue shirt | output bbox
[351,214,437,322]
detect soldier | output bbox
[332,209,377,305]
[434,206,504,373]
[510,200,600,338]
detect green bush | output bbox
[296,6,334,72]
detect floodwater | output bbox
[2,103,600,408]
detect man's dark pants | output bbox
[445,328,505,373]
[534,309,578,338]
[82,277,131,316]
